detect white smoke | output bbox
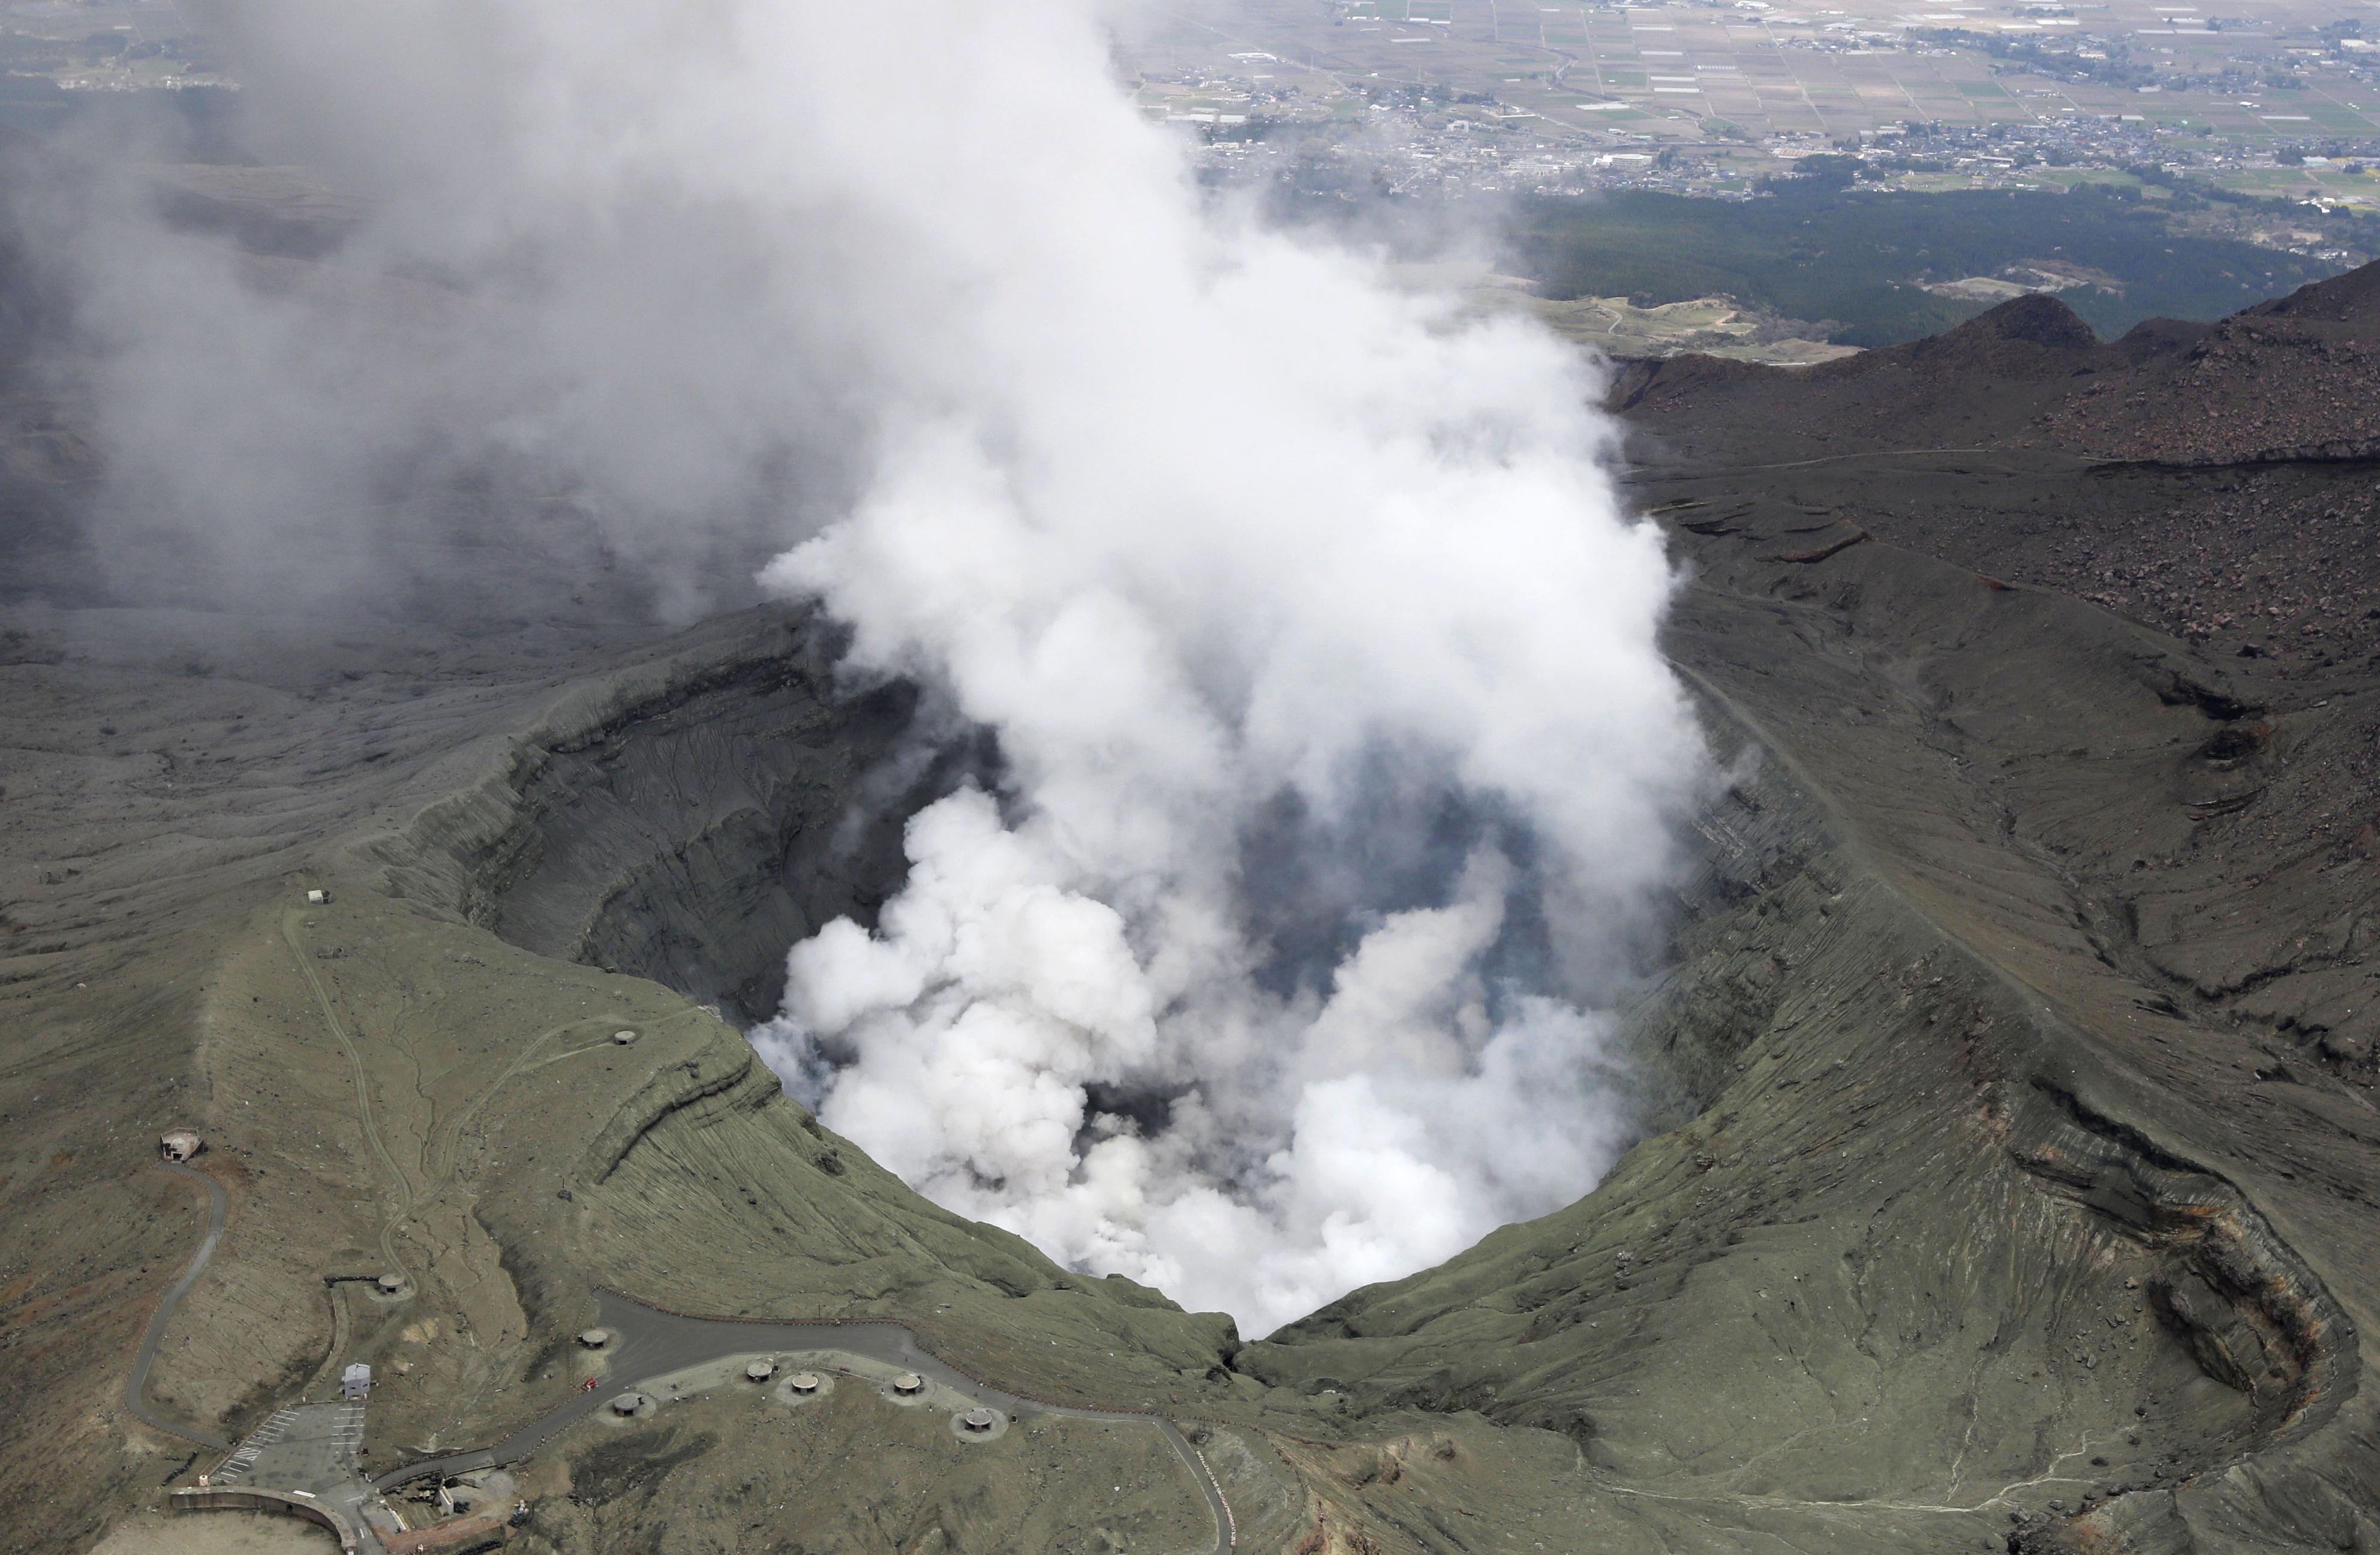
[36,0,1708,1335]
[718,5,1708,1332]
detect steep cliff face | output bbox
[362,607,982,1025]
[342,611,1276,1424]
[341,473,2373,1553]
[1235,493,2375,1551]
[334,413,2380,1553]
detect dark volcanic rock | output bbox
[2042,258,2380,463]
[1567,267,2380,1555]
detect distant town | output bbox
[1122,0,2380,265]
[1,0,2372,269]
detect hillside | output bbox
[5,258,2379,1555]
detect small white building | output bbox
[160,1130,203,1162]
[342,1363,372,1400]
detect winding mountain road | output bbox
[378,1292,1236,1552]
[141,914,1234,1548]
[124,1161,232,1452]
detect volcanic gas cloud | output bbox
[731,6,1710,1331]
[47,0,1709,1335]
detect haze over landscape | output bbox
[2,1,2379,1553]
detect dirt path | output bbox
[280,903,698,1299]
[281,904,413,1284]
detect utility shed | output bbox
[160,1130,203,1162]
[341,1364,371,1400]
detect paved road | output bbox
[378,1292,1235,1553]
[133,1172,1233,1550]
[124,1161,232,1452]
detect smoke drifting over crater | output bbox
[720,5,1709,1330]
[36,1,1708,1333]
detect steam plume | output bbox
[34,0,1708,1334]
[720,7,1708,1331]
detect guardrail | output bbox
[167,1487,361,1554]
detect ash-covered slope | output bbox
[2041,262,2380,463]
[1617,262,2380,677]
[1244,500,2377,1554]
[1232,267,2380,1554]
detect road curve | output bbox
[1159,1420,1237,1554]
[125,1161,232,1451]
[378,1292,1235,1552]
